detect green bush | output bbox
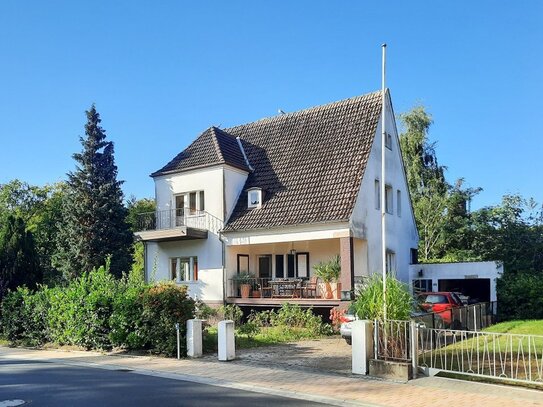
[218,304,243,326]
[496,272,543,320]
[138,282,195,356]
[1,286,50,346]
[47,265,118,349]
[353,274,412,321]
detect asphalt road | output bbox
[0,359,329,406]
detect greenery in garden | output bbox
[54,105,133,279]
[0,264,195,356]
[203,303,333,352]
[352,274,412,321]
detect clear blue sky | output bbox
[1,1,541,209]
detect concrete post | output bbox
[218,320,235,361]
[352,320,374,375]
[186,319,203,358]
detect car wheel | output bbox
[345,337,352,345]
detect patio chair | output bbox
[301,276,318,298]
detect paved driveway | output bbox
[206,336,353,375]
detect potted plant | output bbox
[313,255,341,299]
[233,272,255,298]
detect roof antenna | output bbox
[278,109,286,115]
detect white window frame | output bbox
[375,180,380,210]
[385,250,396,275]
[173,190,205,215]
[397,189,402,217]
[170,256,198,282]
[385,132,392,150]
[385,185,393,215]
[248,188,262,209]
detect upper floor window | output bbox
[375,180,380,210]
[386,250,396,275]
[248,187,262,209]
[175,190,204,215]
[397,189,402,217]
[385,185,393,214]
[385,132,392,150]
[170,256,198,282]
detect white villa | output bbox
[135,90,420,307]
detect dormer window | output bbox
[248,187,263,209]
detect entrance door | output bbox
[258,255,272,279]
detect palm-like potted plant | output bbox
[233,271,255,298]
[313,255,341,299]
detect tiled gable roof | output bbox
[222,90,383,231]
[151,126,250,176]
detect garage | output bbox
[409,261,503,303]
[438,278,491,303]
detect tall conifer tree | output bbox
[54,105,132,279]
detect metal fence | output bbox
[415,302,497,331]
[374,319,413,363]
[418,327,543,384]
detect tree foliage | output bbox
[0,215,41,297]
[399,106,481,261]
[54,105,133,279]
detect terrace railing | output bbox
[135,208,223,234]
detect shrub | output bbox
[1,286,50,346]
[270,303,331,336]
[218,304,243,327]
[496,271,543,320]
[353,274,412,321]
[138,282,195,356]
[237,321,259,340]
[47,264,118,349]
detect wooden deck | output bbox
[226,297,342,307]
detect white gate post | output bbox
[218,320,235,361]
[352,320,374,375]
[186,319,203,358]
[410,320,419,376]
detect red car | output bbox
[417,292,464,329]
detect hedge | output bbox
[1,266,195,357]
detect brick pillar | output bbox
[340,236,354,300]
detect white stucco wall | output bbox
[408,261,503,302]
[349,92,419,283]
[146,164,248,304]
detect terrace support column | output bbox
[340,236,354,300]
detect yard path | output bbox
[1,342,542,407]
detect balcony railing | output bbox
[136,208,223,234]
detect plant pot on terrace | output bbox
[233,271,255,299]
[313,255,341,299]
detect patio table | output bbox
[268,279,303,298]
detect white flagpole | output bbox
[381,44,387,322]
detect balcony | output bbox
[134,208,223,242]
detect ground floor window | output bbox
[413,279,432,294]
[170,256,198,282]
[385,250,396,275]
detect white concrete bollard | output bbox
[186,319,203,358]
[352,320,374,375]
[218,320,235,361]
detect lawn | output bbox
[419,319,543,385]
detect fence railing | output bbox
[418,327,543,384]
[135,209,223,234]
[415,302,497,331]
[228,277,272,298]
[374,319,413,362]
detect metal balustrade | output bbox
[135,208,223,234]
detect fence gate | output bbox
[418,326,543,385]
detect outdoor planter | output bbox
[331,282,342,299]
[252,289,261,298]
[240,284,251,298]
